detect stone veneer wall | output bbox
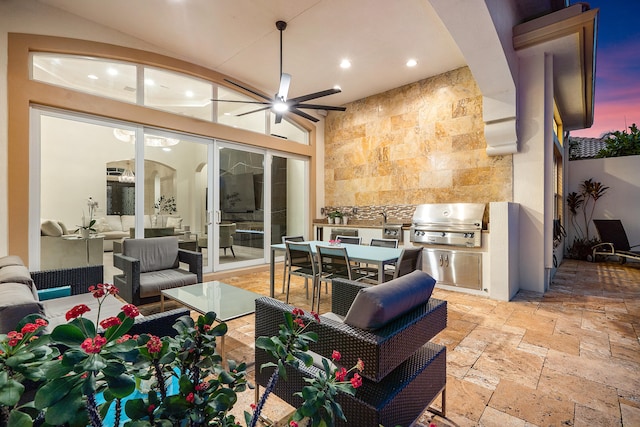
[324,67,513,214]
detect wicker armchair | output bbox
[254,272,447,426]
[113,236,202,305]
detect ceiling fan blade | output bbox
[289,88,341,104]
[224,79,272,102]
[277,73,291,101]
[236,106,272,117]
[210,99,271,105]
[296,104,346,111]
[290,107,319,123]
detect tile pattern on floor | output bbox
[137,259,640,426]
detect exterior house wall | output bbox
[323,66,513,208]
[567,155,640,247]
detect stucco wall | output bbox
[323,67,512,207]
[567,155,640,247]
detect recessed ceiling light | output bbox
[185,90,194,97]
[107,68,118,76]
[333,85,342,91]
[87,74,98,80]
[145,78,155,86]
[162,147,172,152]
[340,59,351,69]
[406,59,418,67]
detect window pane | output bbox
[270,113,308,144]
[32,53,137,103]
[144,68,213,120]
[216,86,267,134]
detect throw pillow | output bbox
[166,216,183,229]
[94,217,112,233]
[41,219,63,237]
[57,221,69,235]
[0,264,34,285]
[0,255,25,269]
[343,270,436,331]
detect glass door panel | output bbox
[215,144,265,270]
[271,155,307,243]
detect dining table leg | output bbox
[270,247,276,297]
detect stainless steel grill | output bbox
[410,203,485,248]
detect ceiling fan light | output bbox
[273,101,289,112]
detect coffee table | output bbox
[160,281,262,356]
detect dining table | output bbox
[269,240,403,298]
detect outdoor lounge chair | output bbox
[591,219,640,264]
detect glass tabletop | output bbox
[161,281,262,321]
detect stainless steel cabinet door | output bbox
[423,249,482,290]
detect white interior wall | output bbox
[567,155,640,246]
[40,114,204,230]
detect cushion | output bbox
[343,270,436,331]
[37,286,72,301]
[121,215,136,231]
[165,216,183,229]
[139,269,198,298]
[0,255,25,268]
[41,219,63,237]
[0,264,34,285]
[0,282,45,334]
[94,217,112,233]
[123,236,179,273]
[57,221,69,235]
[106,215,124,232]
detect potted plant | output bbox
[75,196,99,239]
[328,210,343,225]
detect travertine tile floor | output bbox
[147,259,640,426]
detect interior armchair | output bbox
[255,270,447,426]
[113,236,202,305]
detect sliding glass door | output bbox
[32,108,309,277]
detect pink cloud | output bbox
[571,39,640,137]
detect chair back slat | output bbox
[370,238,399,248]
[393,247,423,279]
[336,235,362,245]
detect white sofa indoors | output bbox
[94,215,186,251]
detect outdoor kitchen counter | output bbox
[312,220,411,229]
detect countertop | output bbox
[313,220,411,229]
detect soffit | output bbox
[514,5,598,131]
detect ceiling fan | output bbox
[211,20,346,123]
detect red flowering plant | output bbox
[249,307,363,427]
[123,312,249,426]
[0,314,58,426]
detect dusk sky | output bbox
[569,0,640,138]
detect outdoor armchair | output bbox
[113,236,202,305]
[591,219,640,264]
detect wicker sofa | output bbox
[254,270,447,426]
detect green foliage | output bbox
[154,195,177,214]
[596,123,640,158]
[566,178,609,259]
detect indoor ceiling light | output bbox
[119,162,135,183]
[113,129,180,147]
[273,100,289,112]
[406,59,418,67]
[340,59,351,69]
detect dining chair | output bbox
[316,245,368,311]
[359,238,400,277]
[384,247,423,282]
[281,235,305,293]
[284,242,320,308]
[335,235,362,245]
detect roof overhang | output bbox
[514,4,598,131]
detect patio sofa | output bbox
[0,255,188,335]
